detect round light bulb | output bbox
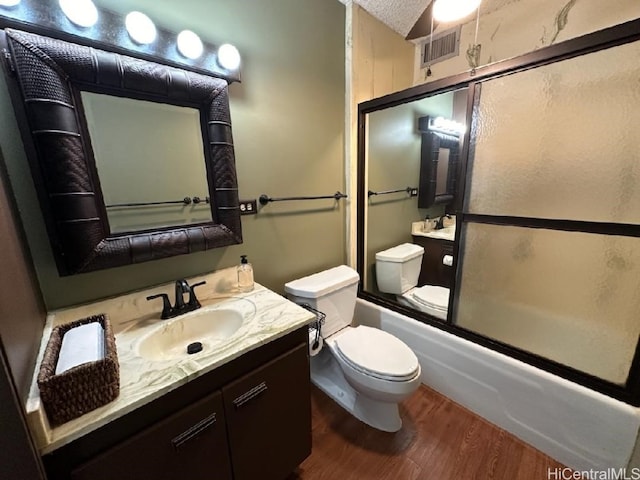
[177,30,203,60]
[433,0,481,23]
[0,0,21,8]
[217,44,241,70]
[58,0,98,28]
[125,11,156,45]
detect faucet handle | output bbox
[188,281,207,308]
[146,293,174,319]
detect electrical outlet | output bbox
[239,199,257,215]
[410,188,418,197]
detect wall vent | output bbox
[420,26,461,67]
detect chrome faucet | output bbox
[146,279,207,319]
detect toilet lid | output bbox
[411,285,449,310]
[334,326,419,380]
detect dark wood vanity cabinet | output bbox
[46,327,311,480]
[70,391,232,480]
[223,344,311,480]
[412,235,454,288]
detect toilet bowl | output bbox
[376,243,450,320]
[285,265,421,432]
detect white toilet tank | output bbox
[284,265,360,337]
[375,243,424,294]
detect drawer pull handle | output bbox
[171,413,217,450]
[233,381,268,409]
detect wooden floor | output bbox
[289,385,565,480]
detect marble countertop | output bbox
[412,227,456,241]
[25,267,315,454]
[411,217,456,242]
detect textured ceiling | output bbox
[349,0,431,37]
[339,0,522,37]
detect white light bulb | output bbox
[125,11,156,45]
[433,0,481,23]
[177,30,203,60]
[59,0,98,28]
[217,44,241,70]
[0,0,21,8]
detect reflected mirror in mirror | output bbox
[435,148,450,196]
[417,115,463,208]
[364,87,467,321]
[82,93,212,234]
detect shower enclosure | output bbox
[357,19,640,405]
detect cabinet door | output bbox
[71,391,232,480]
[414,236,454,288]
[436,242,454,288]
[222,343,311,480]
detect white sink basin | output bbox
[413,225,456,241]
[136,308,245,361]
[426,226,455,240]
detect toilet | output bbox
[285,265,421,432]
[375,243,450,320]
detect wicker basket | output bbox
[37,313,120,426]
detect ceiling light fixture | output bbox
[217,44,241,70]
[432,0,481,23]
[125,11,156,45]
[58,0,98,28]
[177,30,203,60]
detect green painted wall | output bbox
[0,0,346,309]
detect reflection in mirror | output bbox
[364,88,467,321]
[417,115,463,208]
[82,93,213,233]
[436,149,450,196]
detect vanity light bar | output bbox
[217,43,241,70]
[427,116,466,135]
[0,0,241,82]
[177,30,204,60]
[58,0,98,28]
[125,11,156,45]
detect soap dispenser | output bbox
[237,255,254,292]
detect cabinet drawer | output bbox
[71,390,232,480]
[223,343,311,480]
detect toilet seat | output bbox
[411,285,449,310]
[332,326,419,381]
[397,285,450,320]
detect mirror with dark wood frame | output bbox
[358,18,640,406]
[416,115,462,209]
[1,28,242,276]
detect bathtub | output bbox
[354,298,640,471]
